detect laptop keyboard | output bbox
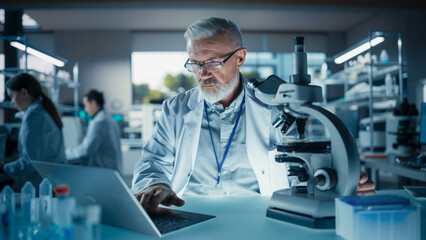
[152,215,194,234]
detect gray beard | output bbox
[199,72,238,104]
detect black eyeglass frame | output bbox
[184,47,245,73]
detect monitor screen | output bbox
[113,114,123,122]
[420,103,426,144]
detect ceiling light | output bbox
[334,37,385,64]
[10,41,67,67]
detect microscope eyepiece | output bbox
[295,36,304,45]
[294,36,305,52]
[290,36,310,84]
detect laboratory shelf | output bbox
[0,35,80,116]
[322,31,405,154]
[324,63,403,85]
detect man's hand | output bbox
[135,184,185,212]
[356,171,376,195]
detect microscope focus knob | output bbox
[313,168,338,191]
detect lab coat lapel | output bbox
[176,88,203,195]
[245,80,273,195]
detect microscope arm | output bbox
[297,104,360,196]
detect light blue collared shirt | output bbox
[184,88,260,195]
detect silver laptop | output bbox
[32,161,214,237]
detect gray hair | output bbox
[184,17,243,47]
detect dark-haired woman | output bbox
[0,73,66,190]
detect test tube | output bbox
[86,204,101,240]
[21,181,36,223]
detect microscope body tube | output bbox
[290,36,311,85]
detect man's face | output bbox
[187,33,246,103]
[83,97,97,117]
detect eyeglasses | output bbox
[184,47,244,73]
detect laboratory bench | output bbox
[100,190,426,240]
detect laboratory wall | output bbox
[55,30,132,115]
[23,30,133,115]
[16,12,426,116]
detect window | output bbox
[131,51,196,104]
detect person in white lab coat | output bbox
[0,73,66,191]
[66,90,122,173]
[132,17,376,211]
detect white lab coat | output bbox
[132,75,289,196]
[4,101,66,190]
[66,110,122,173]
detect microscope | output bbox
[248,37,360,229]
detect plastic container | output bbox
[21,181,36,223]
[385,73,393,97]
[54,185,75,240]
[86,204,101,240]
[380,49,389,64]
[73,206,88,240]
[0,187,14,239]
[1,185,15,217]
[12,203,33,239]
[335,195,420,240]
[34,178,60,240]
[39,178,53,222]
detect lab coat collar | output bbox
[187,87,203,111]
[25,100,42,115]
[92,108,104,120]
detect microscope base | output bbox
[266,207,335,229]
[266,188,336,229]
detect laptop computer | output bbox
[32,161,215,237]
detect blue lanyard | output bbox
[204,91,245,184]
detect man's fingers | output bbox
[135,192,142,201]
[169,194,185,207]
[359,171,369,184]
[356,180,376,192]
[135,185,184,211]
[140,190,154,210]
[150,188,171,211]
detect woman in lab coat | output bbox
[65,90,122,172]
[0,73,66,191]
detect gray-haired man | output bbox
[131,17,375,212]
